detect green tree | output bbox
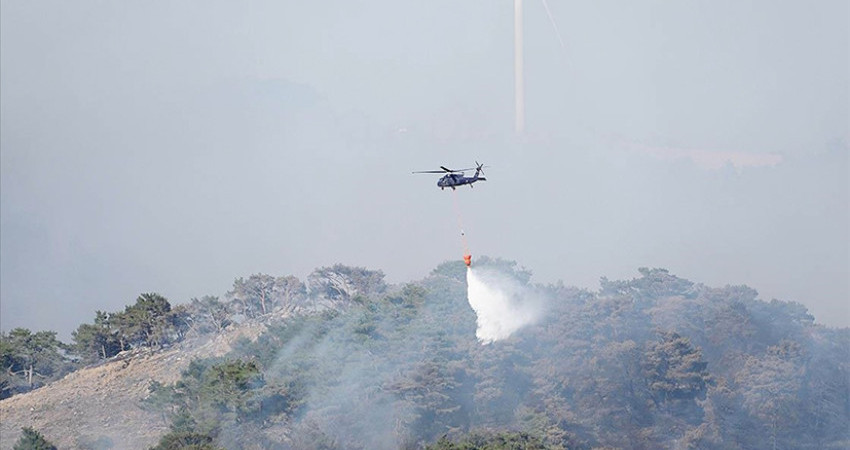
[168,304,191,341]
[13,427,57,450]
[229,274,277,318]
[425,431,553,450]
[72,311,122,363]
[229,274,307,318]
[114,293,176,348]
[735,342,804,449]
[800,352,850,447]
[308,265,386,303]
[382,284,427,324]
[600,268,695,302]
[276,275,309,313]
[148,359,265,437]
[642,331,711,407]
[200,360,264,415]
[0,329,70,396]
[0,333,17,398]
[579,340,652,446]
[149,431,222,450]
[391,353,473,441]
[184,296,232,335]
[430,260,467,282]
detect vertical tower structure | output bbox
[514,0,525,135]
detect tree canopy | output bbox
[2,262,848,449]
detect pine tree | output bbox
[13,427,57,450]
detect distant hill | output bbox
[1,261,848,449]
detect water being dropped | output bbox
[466,266,541,344]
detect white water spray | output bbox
[466,266,542,344]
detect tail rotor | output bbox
[475,161,486,176]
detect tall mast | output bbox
[514,0,525,135]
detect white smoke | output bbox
[466,266,543,344]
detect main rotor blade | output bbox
[541,0,567,51]
[413,164,485,174]
[453,163,489,172]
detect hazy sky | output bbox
[2,0,847,337]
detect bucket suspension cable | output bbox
[452,189,472,266]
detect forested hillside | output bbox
[2,260,848,449]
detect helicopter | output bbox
[413,162,487,190]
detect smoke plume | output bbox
[466,266,542,344]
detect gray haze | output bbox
[1,0,847,337]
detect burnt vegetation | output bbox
[2,262,849,449]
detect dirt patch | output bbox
[0,322,266,449]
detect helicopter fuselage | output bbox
[438,172,486,190]
[413,162,488,190]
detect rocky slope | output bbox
[0,322,267,449]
